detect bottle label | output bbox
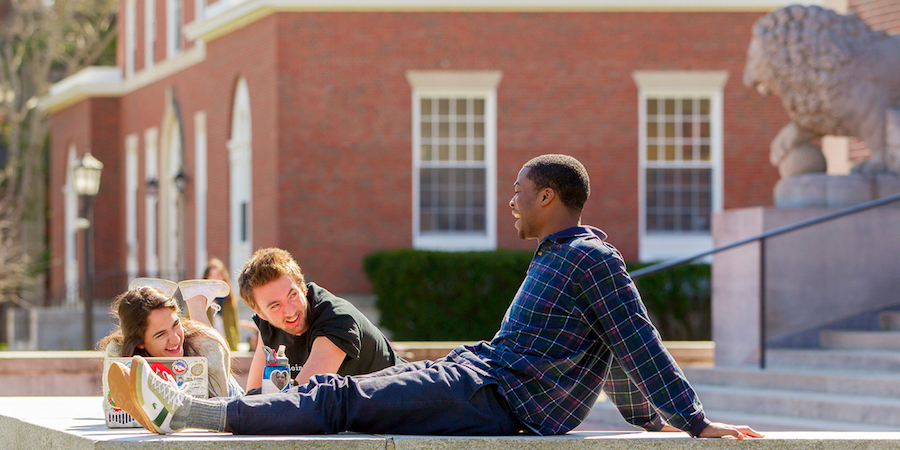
[262,366,290,394]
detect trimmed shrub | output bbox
[364,250,710,341]
[364,249,533,341]
[629,262,711,341]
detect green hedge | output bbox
[363,250,710,341]
[629,262,711,341]
[364,249,533,341]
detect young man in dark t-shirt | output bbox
[240,248,402,391]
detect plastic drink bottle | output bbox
[261,344,290,394]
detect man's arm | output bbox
[586,254,762,438]
[586,254,708,436]
[293,336,347,385]
[602,355,665,431]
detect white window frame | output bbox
[228,78,253,276]
[407,71,501,251]
[64,145,79,305]
[125,134,140,282]
[125,0,137,78]
[194,111,208,277]
[145,127,159,277]
[167,0,184,57]
[633,71,727,261]
[145,0,156,69]
[195,0,205,22]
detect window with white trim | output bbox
[407,71,501,251]
[125,0,136,77]
[633,71,727,261]
[145,0,156,69]
[167,0,184,57]
[125,134,139,282]
[645,97,713,233]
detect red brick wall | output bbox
[271,11,784,291]
[48,97,124,301]
[850,0,900,33]
[53,9,787,298]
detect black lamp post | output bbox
[72,151,103,350]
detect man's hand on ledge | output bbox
[697,422,765,439]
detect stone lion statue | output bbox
[744,4,900,176]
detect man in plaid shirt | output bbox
[109,154,761,439]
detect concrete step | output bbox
[820,330,900,351]
[693,384,900,427]
[879,311,900,331]
[580,400,900,432]
[766,348,900,371]
[682,367,900,397]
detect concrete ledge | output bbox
[3,397,900,450]
[0,342,713,396]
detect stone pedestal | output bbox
[712,205,900,368]
[774,172,900,208]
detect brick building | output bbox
[45,1,832,304]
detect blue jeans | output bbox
[225,359,524,435]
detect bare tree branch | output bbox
[0,0,117,307]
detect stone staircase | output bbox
[577,310,900,432]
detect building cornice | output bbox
[41,43,206,113]
[185,0,823,42]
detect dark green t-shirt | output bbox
[253,282,403,379]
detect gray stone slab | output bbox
[5,397,900,449]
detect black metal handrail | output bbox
[629,189,900,368]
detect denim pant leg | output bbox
[225,359,522,435]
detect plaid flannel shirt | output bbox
[461,226,709,436]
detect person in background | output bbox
[202,258,241,351]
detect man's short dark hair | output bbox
[523,154,590,212]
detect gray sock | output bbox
[171,397,227,432]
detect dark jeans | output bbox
[225,359,523,435]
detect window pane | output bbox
[456,121,468,139]
[473,144,485,161]
[647,144,658,161]
[700,99,710,114]
[418,168,486,233]
[665,99,676,115]
[700,122,710,138]
[438,99,450,115]
[473,99,485,115]
[645,168,712,232]
[420,212,433,231]
[455,145,466,161]
[456,99,467,116]
[421,98,432,115]
[664,122,675,139]
[420,145,432,161]
[439,122,450,138]
[682,99,693,115]
[473,122,484,138]
[439,145,450,161]
[699,144,711,161]
[647,98,658,115]
[421,121,432,139]
[665,144,676,161]
[647,122,658,138]
[682,121,693,139]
